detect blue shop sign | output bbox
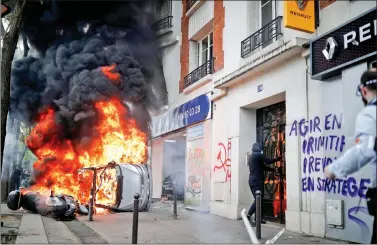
[151,93,212,138]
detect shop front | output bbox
[151,93,212,212]
[210,52,308,221]
[303,7,376,243]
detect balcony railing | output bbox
[241,16,283,58]
[186,0,198,12]
[184,58,214,88]
[152,16,173,32]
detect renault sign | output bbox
[284,0,315,33]
[322,37,338,61]
[310,7,376,80]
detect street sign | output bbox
[1,4,11,18]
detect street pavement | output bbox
[1,201,346,244]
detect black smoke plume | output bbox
[10,0,168,135]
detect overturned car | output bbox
[7,163,152,220]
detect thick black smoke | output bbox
[10,0,168,135]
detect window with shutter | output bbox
[261,0,273,48]
[189,41,198,72]
[247,1,260,36]
[191,32,213,71]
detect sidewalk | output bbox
[77,201,344,244]
[2,202,346,244]
[1,204,79,244]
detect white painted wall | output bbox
[151,138,163,198]
[210,56,308,219]
[315,1,376,36]
[161,1,182,108]
[294,60,374,243]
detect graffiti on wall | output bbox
[187,175,202,198]
[214,138,232,191]
[289,113,371,197]
[186,142,206,206]
[289,113,372,234]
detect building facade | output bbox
[150,0,218,212]
[151,0,376,243]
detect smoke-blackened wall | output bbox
[10,0,168,135]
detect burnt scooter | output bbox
[7,189,88,221]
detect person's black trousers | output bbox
[14,179,20,191]
[247,177,264,219]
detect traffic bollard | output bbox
[173,182,178,220]
[132,193,140,244]
[256,190,262,239]
[88,188,94,221]
[89,169,97,222]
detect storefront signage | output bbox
[151,93,212,138]
[310,7,377,80]
[284,0,315,33]
[187,124,204,141]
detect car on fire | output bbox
[7,163,152,220]
[97,162,152,212]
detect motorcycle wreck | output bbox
[7,190,89,221]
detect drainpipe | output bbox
[300,46,311,233]
[305,54,312,235]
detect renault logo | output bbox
[322,37,338,61]
[297,0,308,10]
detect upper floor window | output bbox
[157,0,172,18]
[261,0,273,47]
[195,32,213,68]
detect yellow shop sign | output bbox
[284,0,315,33]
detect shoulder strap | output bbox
[365,100,377,152]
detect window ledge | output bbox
[156,27,173,37]
[183,74,212,94]
[159,36,179,49]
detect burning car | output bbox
[7,162,152,219]
[6,97,154,220]
[93,162,152,212]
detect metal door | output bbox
[256,101,286,224]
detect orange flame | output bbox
[26,98,147,213]
[101,64,121,84]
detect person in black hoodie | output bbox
[247,142,281,226]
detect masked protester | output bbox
[247,142,281,226]
[325,68,377,244]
